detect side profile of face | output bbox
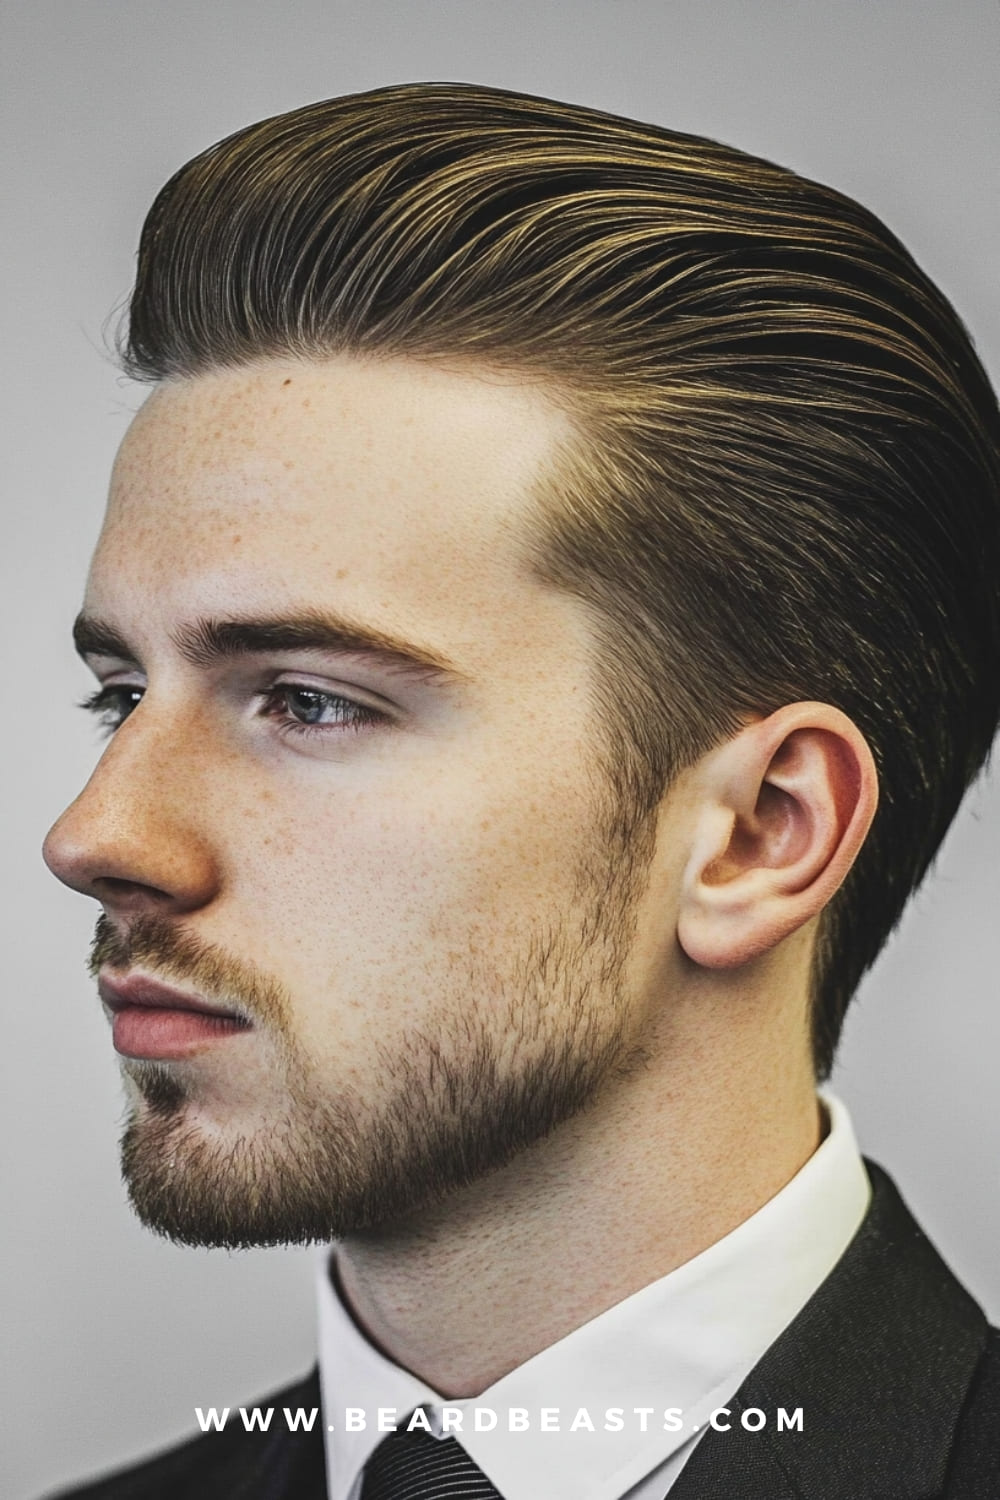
[42,356,681,1247]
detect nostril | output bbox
[94,875,181,909]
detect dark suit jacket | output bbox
[47,1162,1000,1499]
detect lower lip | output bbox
[112,1008,250,1060]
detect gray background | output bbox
[2,2,998,1496]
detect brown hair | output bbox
[115,82,1000,1077]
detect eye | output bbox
[76,681,389,743]
[259,685,387,735]
[79,685,144,734]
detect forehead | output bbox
[92,356,581,668]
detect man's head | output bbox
[43,83,1000,1246]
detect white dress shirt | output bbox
[316,1091,869,1500]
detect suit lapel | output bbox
[206,1368,327,1500]
[668,1161,987,1500]
[255,1368,327,1500]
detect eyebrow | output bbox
[72,610,469,688]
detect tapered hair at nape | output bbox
[115,81,1000,1078]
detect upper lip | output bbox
[97,972,248,1022]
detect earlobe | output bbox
[677,703,878,970]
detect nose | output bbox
[42,709,221,917]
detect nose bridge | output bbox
[43,693,220,903]
[81,693,195,824]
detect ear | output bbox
[676,702,878,970]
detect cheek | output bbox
[217,758,600,1015]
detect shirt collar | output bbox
[317,1091,869,1500]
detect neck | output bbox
[335,981,820,1397]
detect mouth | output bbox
[98,972,252,1061]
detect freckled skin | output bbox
[44,354,826,1395]
[46,354,674,1168]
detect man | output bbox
[42,80,1000,1498]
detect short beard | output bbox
[101,796,659,1249]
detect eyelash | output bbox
[77,684,387,739]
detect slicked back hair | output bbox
[116,82,1000,1078]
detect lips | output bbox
[98,972,251,1060]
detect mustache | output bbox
[89,912,290,1028]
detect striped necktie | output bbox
[360,1421,503,1498]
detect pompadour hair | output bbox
[115,82,1000,1077]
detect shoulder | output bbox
[670,1162,997,1500]
[41,1368,324,1500]
[943,1325,1000,1497]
